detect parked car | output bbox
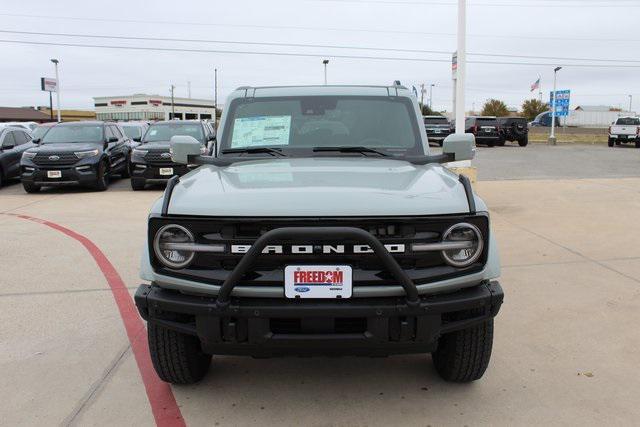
[529,111,561,127]
[1,121,38,133]
[465,116,501,147]
[20,121,131,193]
[497,117,529,147]
[423,115,452,146]
[130,120,214,190]
[134,84,503,385]
[608,117,640,148]
[120,121,149,143]
[0,127,36,187]
[30,122,57,142]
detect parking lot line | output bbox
[5,213,185,427]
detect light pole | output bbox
[50,59,61,122]
[454,0,466,135]
[629,94,633,113]
[549,66,562,145]
[170,85,175,119]
[214,68,218,119]
[322,59,329,85]
[429,84,435,110]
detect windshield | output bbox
[32,126,51,140]
[615,117,640,125]
[219,96,423,156]
[476,118,498,126]
[143,123,204,143]
[121,125,143,139]
[42,125,103,144]
[424,117,449,125]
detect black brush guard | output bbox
[214,226,420,308]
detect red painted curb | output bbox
[9,214,186,427]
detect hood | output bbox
[164,157,477,217]
[29,142,101,153]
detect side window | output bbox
[3,132,17,147]
[111,125,124,139]
[104,126,115,140]
[14,131,28,145]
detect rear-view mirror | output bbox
[170,135,203,164]
[443,134,475,162]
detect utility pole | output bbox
[50,59,61,122]
[323,59,329,85]
[49,91,53,121]
[420,83,425,110]
[629,94,633,113]
[454,0,466,135]
[214,68,218,119]
[429,84,435,110]
[170,85,175,119]
[549,66,562,145]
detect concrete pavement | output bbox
[1,169,639,425]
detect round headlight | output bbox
[440,223,484,268]
[153,224,195,269]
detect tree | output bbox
[421,104,440,116]
[481,99,509,117]
[521,99,549,121]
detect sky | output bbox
[1,0,640,113]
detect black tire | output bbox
[0,170,3,188]
[496,138,506,147]
[518,136,529,147]
[148,323,211,384]
[486,140,495,147]
[22,181,41,193]
[93,161,109,191]
[131,178,146,191]
[432,316,494,383]
[636,139,640,149]
[608,138,614,147]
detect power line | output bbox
[1,12,639,43]
[315,0,640,6]
[3,29,640,64]
[3,38,640,68]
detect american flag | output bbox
[530,78,540,92]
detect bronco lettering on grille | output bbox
[230,244,405,254]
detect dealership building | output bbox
[93,94,216,121]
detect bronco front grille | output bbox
[32,152,79,166]
[149,216,489,288]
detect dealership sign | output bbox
[110,100,127,107]
[149,99,163,106]
[40,77,57,92]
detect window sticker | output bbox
[231,116,291,147]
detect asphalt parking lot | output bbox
[1,144,639,426]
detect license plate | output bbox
[434,130,441,134]
[284,265,352,299]
[47,170,61,178]
[159,167,174,176]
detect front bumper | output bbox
[135,281,503,356]
[21,164,99,186]
[131,163,192,183]
[609,135,637,141]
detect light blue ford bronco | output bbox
[135,84,503,384]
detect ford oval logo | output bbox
[48,155,60,161]
[294,286,310,293]
[161,152,171,158]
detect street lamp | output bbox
[629,94,633,113]
[50,59,61,122]
[322,59,329,85]
[429,84,435,110]
[549,66,562,145]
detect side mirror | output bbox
[133,137,141,142]
[442,133,475,162]
[106,136,118,143]
[32,138,41,144]
[170,135,203,164]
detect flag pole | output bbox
[538,75,542,103]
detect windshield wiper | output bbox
[312,146,389,157]
[221,147,287,157]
